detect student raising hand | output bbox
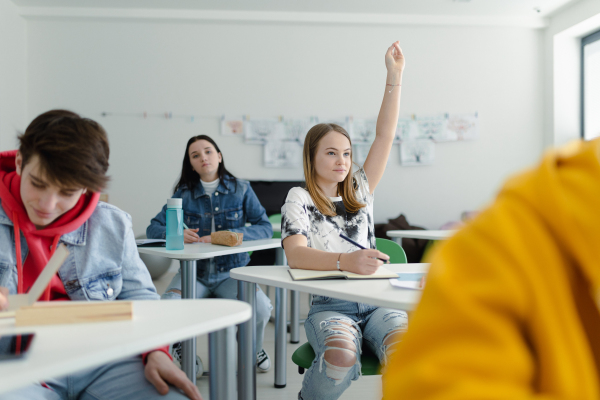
[385,40,405,72]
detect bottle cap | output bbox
[167,198,182,209]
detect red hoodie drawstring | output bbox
[43,236,61,301]
[12,211,60,300]
[13,211,23,295]
[12,211,22,355]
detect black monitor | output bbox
[248,180,304,216]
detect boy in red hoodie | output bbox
[0,110,201,400]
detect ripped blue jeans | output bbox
[300,296,408,400]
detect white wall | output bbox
[0,0,27,150]
[544,0,600,147]
[25,18,544,234]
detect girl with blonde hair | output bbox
[281,41,406,400]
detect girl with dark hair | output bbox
[147,135,273,375]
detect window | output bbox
[581,29,600,140]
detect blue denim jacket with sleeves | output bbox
[146,176,272,273]
[0,200,159,300]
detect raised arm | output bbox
[363,41,405,193]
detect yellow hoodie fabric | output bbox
[383,139,600,399]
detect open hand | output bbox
[385,41,405,72]
[145,351,203,400]
[339,249,390,275]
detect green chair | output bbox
[291,237,407,375]
[269,213,282,239]
[375,237,407,264]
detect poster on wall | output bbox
[220,116,245,136]
[244,118,285,144]
[284,117,318,144]
[264,140,303,168]
[445,112,478,140]
[395,117,420,143]
[415,115,449,142]
[400,139,435,166]
[318,116,351,133]
[353,144,391,166]
[351,119,377,144]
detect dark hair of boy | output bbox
[174,134,237,194]
[18,109,110,192]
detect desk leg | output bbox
[237,281,256,400]
[210,326,236,400]
[275,287,287,388]
[290,290,300,344]
[180,260,197,385]
[393,237,403,246]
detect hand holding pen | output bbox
[337,233,390,275]
[183,223,211,243]
[339,234,390,263]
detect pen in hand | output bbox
[338,233,390,264]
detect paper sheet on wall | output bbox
[264,140,303,168]
[395,117,419,143]
[353,144,391,166]
[351,119,377,144]
[400,139,435,166]
[445,112,478,140]
[416,115,450,142]
[318,116,351,133]
[245,118,285,144]
[220,116,245,136]
[284,117,318,143]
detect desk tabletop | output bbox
[0,299,251,395]
[137,238,281,260]
[230,264,429,311]
[386,230,455,240]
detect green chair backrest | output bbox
[376,237,407,264]
[269,213,282,239]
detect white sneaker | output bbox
[256,348,271,373]
[170,342,204,378]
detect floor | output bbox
[153,264,383,400]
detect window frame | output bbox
[581,29,600,139]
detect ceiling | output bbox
[10,0,580,18]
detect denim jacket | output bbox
[146,176,272,273]
[0,200,159,300]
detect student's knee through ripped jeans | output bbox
[318,317,363,385]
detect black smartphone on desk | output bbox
[0,333,35,360]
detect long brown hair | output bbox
[303,123,365,217]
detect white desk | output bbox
[0,299,250,400]
[137,239,282,260]
[138,238,281,390]
[230,263,429,398]
[386,230,455,245]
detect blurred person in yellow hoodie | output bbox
[383,139,600,399]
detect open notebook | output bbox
[288,266,398,281]
[3,244,69,314]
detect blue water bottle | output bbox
[165,198,184,250]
